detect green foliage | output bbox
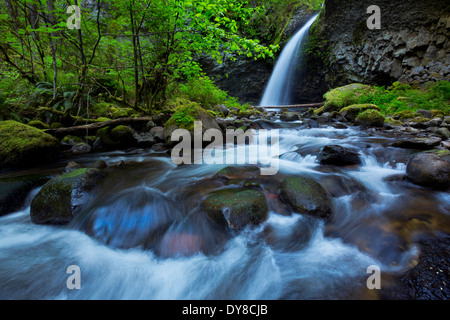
[172,76,241,110]
[356,81,450,115]
[323,83,374,110]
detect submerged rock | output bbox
[0,120,61,171]
[280,176,332,218]
[406,151,450,190]
[202,188,269,230]
[30,168,103,225]
[317,145,361,166]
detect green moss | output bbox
[323,84,375,111]
[164,99,206,131]
[393,110,420,120]
[0,120,61,169]
[96,117,111,122]
[355,109,385,127]
[28,120,50,129]
[339,104,380,120]
[385,117,404,126]
[50,122,63,129]
[62,135,84,144]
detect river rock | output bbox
[70,142,92,154]
[317,145,361,166]
[415,109,432,119]
[201,188,269,230]
[0,120,61,171]
[280,176,332,218]
[97,125,135,147]
[0,175,49,216]
[391,137,442,150]
[280,112,300,122]
[30,168,104,225]
[432,127,450,140]
[339,104,380,122]
[406,151,450,190]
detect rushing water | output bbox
[260,14,319,106]
[1,122,449,300]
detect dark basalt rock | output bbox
[317,145,361,166]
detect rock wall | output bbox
[297,0,450,101]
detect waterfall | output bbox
[260,14,319,106]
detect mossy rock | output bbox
[201,188,269,230]
[323,84,375,112]
[280,176,332,218]
[110,106,134,119]
[385,117,404,126]
[214,165,261,180]
[0,120,61,171]
[393,110,420,120]
[62,135,84,145]
[339,104,380,121]
[355,109,385,127]
[97,125,134,147]
[28,120,50,130]
[30,168,103,225]
[163,100,220,146]
[431,110,445,119]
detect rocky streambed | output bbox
[0,104,449,300]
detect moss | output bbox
[164,100,205,131]
[431,110,445,119]
[385,117,404,126]
[0,120,61,169]
[28,120,50,129]
[110,125,133,141]
[323,84,375,111]
[355,109,385,127]
[96,117,111,122]
[62,135,84,144]
[339,104,380,121]
[393,110,420,120]
[110,106,134,119]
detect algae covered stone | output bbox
[30,168,103,225]
[355,109,385,127]
[339,104,380,122]
[202,188,269,230]
[0,120,61,170]
[280,176,332,218]
[323,84,374,113]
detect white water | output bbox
[260,14,319,106]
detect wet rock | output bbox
[415,109,432,119]
[339,104,380,122]
[433,127,450,140]
[248,119,281,130]
[214,165,261,180]
[406,151,450,190]
[151,143,169,152]
[92,160,108,169]
[317,145,361,166]
[70,142,92,154]
[280,112,300,122]
[391,137,442,150]
[132,131,155,147]
[150,126,165,142]
[202,188,269,230]
[0,175,49,216]
[0,120,61,171]
[30,168,104,225]
[398,236,450,300]
[280,176,332,218]
[65,161,83,171]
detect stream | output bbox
[1,120,449,299]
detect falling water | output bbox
[260,14,319,106]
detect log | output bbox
[256,102,325,109]
[45,117,153,138]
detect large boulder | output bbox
[406,151,450,190]
[280,112,300,122]
[0,120,61,171]
[280,176,332,218]
[317,145,361,166]
[30,168,103,225]
[201,188,269,230]
[0,175,49,216]
[163,100,221,146]
[323,84,375,113]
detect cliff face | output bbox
[296,0,450,101]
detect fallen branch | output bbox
[45,117,153,138]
